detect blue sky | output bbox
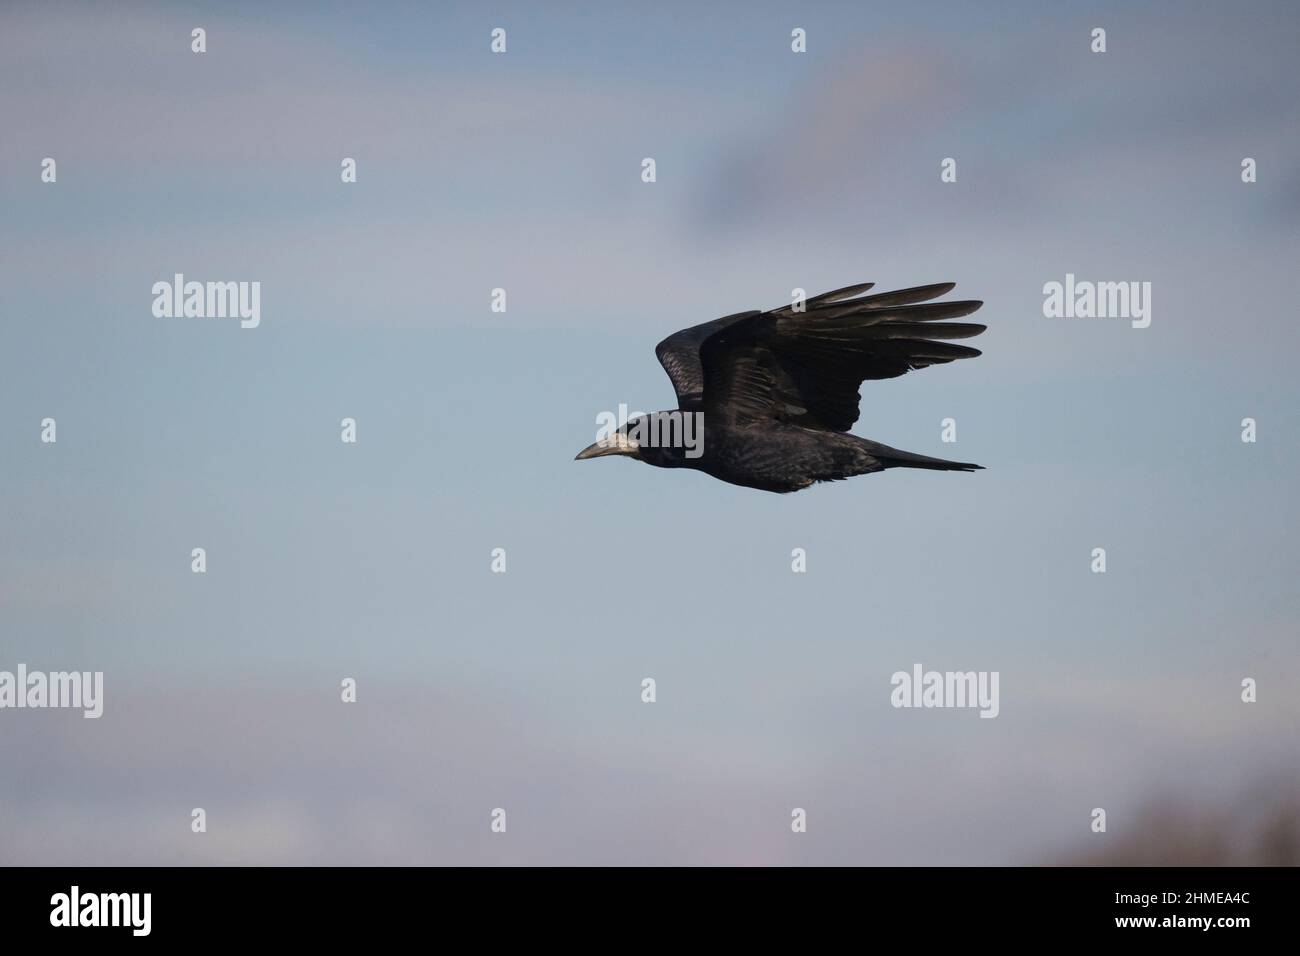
[1,0,1297,864]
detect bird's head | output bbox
[574,413,692,468]
[574,419,643,462]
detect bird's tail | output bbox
[866,442,983,472]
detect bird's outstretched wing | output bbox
[675,282,984,431]
[655,311,760,410]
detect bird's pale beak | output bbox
[574,435,638,460]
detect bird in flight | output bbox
[575,281,986,493]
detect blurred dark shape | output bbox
[1052,786,1299,866]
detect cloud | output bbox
[694,11,1300,237]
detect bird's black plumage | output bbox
[575,281,986,493]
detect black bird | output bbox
[575,281,986,493]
